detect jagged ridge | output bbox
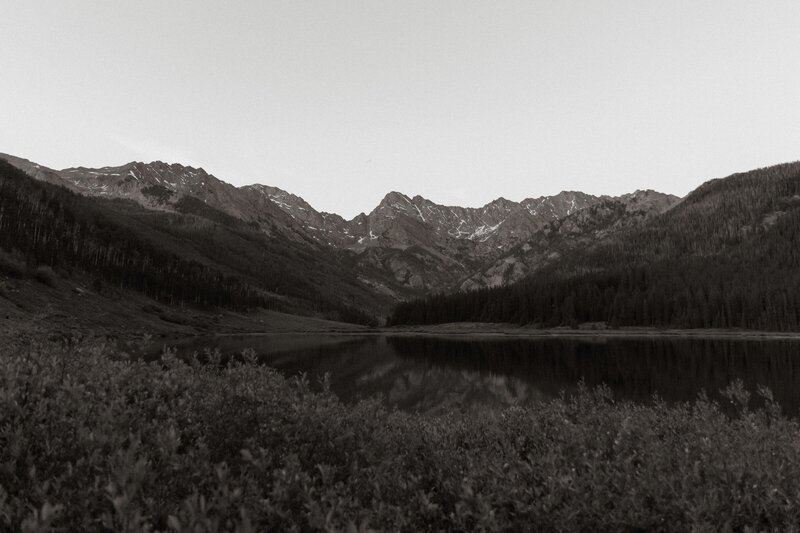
[1,153,680,296]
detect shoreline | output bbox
[387,326,800,341]
[211,322,800,341]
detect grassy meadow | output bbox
[3,337,800,531]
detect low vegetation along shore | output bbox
[5,338,800,531]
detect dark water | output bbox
[156,334,800,416]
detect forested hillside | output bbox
[389,162,800,331]
[3,153,681,296]
[0,160,382,324]
[0,160,272,309]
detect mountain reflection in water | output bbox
[163,334,800,416]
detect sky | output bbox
[2,1,800,219]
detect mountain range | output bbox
[389,161,800,332]
[8,150,800,332]
[0,152,680,315]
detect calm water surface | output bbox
[157,334,800,416]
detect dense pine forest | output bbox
[0,160,379,324]
[389,163,800,331]
[0,160,272,309]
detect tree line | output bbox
[0,159,275,310]
[388,162,800,331]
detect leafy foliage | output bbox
[4,337,800,531]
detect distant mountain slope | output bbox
[0,159,268,310]
[46,159,309,241]
[461,189,677,289]
[0,159,412,324]
[349,190,601,251]
[389,162,800,331]
[2,153,679,297]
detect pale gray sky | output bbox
[2,1,800,218]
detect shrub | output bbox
[0,247,25,278]
[32,265,57,287]
[3,337,800,530]
[141,184,174,204]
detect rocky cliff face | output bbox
[56,161,299,235]
[344,190,601,252]
[460,190,680,290]
[2,153,681,298]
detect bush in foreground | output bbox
[3,338,800,531]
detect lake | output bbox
[155,334,800,416]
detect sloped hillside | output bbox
[389,162,800,331]
[0,159,404,324]
[3,153,680,295]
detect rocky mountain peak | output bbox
[237,183,353,244]
[372,191,421,219]
[58,160,218,197]
[486,197,515,209]
[617,189,680,213]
